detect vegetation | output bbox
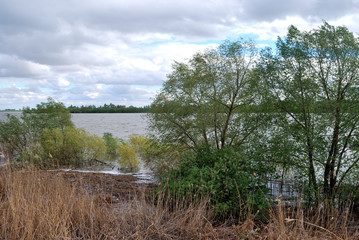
[148,39,273,217]
[257,22,359,205]
[148,39,265,150]
[129,134,185,177]
[0,98,144,170]
[102,133,141,171]
[68,103,150,113]
[40,127,107,167]
[147,22,359,219]
[0,169,356,239]
[0,99,126,169]
[165,147,269,218]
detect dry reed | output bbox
[0,169,357,239]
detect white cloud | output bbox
[58,78,70,87]
[1,0,359,109]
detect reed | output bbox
[0,169,357,239]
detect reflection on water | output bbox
[70,161,154,183]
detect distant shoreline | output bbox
[0,111,22,113]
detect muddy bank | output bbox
[39,170,156,203]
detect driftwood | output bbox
[94,159,113,167]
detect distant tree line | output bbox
[68,104,150,113]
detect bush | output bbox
[117,141,140,172]
[22,97,73,134]
[40,127,106,167]
[102,133,141,172]
[129,135,185,177]
[0,98,75,166]
[164,147,270,218]
[103,132,119,160]
[0,114,29,161]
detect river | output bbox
[0,113,149,140]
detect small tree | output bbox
[0,98,77,166]
[22,97,73,135]
[0,115,30,162]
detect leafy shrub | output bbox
[128,134,148,152]
[40,127,106,167]
[164,147,270,218]
[0,114,30,161]
[129,135,185,177]
[84,134,107,162]
[117,141,140,172]
[22,97,73,134]
[103,132,119,160]
[0,98,74,166]
[103,133,141,172]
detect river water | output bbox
[0,113,149,140]
[71,113,149,140]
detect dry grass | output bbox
[0,169,238,239]
[0,169,358,239]
[253,198,359,240]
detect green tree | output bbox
[0,115,30,162]
[147,40,272,217]
[22,97,73,135]
[258,22,359,202]
[0,98,76,166]
[148,40,264,151]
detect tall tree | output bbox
[258,22,359,202]
[148,40,264,151]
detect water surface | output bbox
[71,113,148,140]
[0,113,149,140]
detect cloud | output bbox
[1,0,359,109]
[0,54,50,78]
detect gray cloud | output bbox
[1,0,359,109]
[240,0,357,22]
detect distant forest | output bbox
[68,104,150,113]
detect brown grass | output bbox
[254,198,359,240]
[0,169,358,239]
[0,170,239,239]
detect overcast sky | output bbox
[1,0,359,109]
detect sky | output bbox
[1,0,359,109]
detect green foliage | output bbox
[148,39,264,151]
[147,40,273,215]
[257,21,359,202]
[82,132,107,162]
[103,133,142,172]
[22,97,73,134]
[68,104,150,113]
[0,115,29,161]
[117,141,140,172]
[103,132,120,160]
[128,135,185,177]
[40,127,106,167]
[164,147,269,218]
[0,97,74,165]
[0,98,109,168]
